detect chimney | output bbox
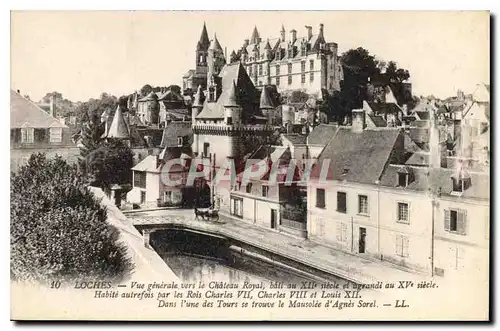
[50,94,56,118]
[351,109,366,133]
[244,39,249,47]
[305,26,312,40]
[289,29,297,43]
[319,23,324,38]
[16,89,20,94]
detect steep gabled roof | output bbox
[196,62,260,119]
[159,121,193,148]
[310,127,401,184]
[259,86,274,110]
[10,90,67,129]
[307,124,339,145]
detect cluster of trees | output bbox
[75,93,134,191]
[318,47,415,123]
[11,154,133,283]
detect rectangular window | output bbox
[337,192,347,213]
[301,61,305,72]
[395,235,409,257]
[231,197,243,217]
[310,59,314,71]
[358,195,368,215]
[49,128,62,143]
[310,72,314,83]
[249,66,253,76]
[445,209,467,235]
[398,173,408,187]
[276,76,280,86]
[140,191,146,204]
[397,202,409,224]
[177,136,183,146]
[276,65,280,75]
[259,64,263,76]
[134,171,147,189]
[262,185,269,197]
[246,183,252,194]
[316,188,325,208]
[21,128,34,143]
[288,75,292,85]
[288,63,292,74]
[301,74,305,84]
[226,117,233,125]
[452,178,463,192]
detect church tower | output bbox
[196,22,210,74]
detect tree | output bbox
[85,140,134,190]
[11,154,133,284]
[140,84,153,96]
[340,47,379,112]
[79,110,105,157]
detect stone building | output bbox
[306,109,489,279]
[231,24,344,97]
[10,89,80,171]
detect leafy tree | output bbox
[340,47,378,112]
[79,110,105,158]
[85,140,134,190]
[140,84,153,96]
[11,154,133,284]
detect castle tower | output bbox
[196,22,210,73]
[192,85,204,122]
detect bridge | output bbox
[126,208,422,285]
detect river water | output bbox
[150,229,349,287]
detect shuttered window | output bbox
[395,235,409,257]
[336,223,348,243]
[21,128,34,143]
[444,209,467,235]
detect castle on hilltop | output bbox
[183,23,344,99]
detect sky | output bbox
[11,11,490,102]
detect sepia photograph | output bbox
[9,10,491,321]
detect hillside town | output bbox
[11,21,490,285]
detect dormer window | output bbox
[397,166,412,188]
[451,176,471,193]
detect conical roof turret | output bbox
[193,85,204,108]
[259,86,274,110]
[209,34,223,52]
[225,80,239,108]
[250,26,260,44]
[107,105,130,139]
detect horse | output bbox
[194,206,219,222]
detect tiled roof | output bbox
[159,121,193,148]
[367,102,401,115]
[311,127,401,184]
[380,164,489,200]
[158,89,184,102]
[209,34,223,52]
[197,23,210,50]
[282,134,307,146]
[10,90,67,129]
[131,155,160,173]
[307,124,339,145]
[183,69,195,79]
[405,151,429,166]
[367,114,387,127]
[135,128,164,147]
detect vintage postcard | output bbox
[10,10,490,321]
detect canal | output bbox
[149,229,350,287]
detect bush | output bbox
[11,153,133,284]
